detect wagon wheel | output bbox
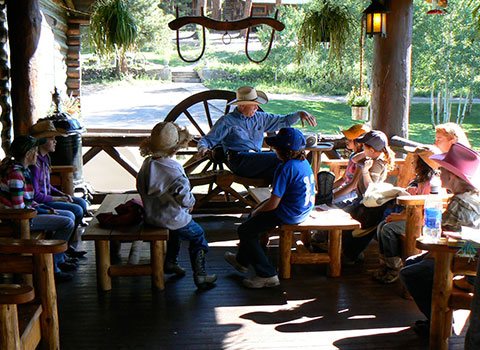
[164,89,236,176]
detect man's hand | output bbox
[298,111,317,127]
[197,147,210,158]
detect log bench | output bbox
[83,193,169,291]
[272,208,360,279]
[0,237,67,350]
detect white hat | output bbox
[228,86,268,105]
[140,122,192,158]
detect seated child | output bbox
[332,123,371,206]
[224,127,315,288]
[341,130,395,263]
[374,146,442,284]
[400,143,480,336]
[0,136,76,282]
[137,122,216,290]
[29,119,89,258]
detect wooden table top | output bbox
[281,207,361,230]
[397,194,451,206]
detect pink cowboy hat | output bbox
[430,143,480,189]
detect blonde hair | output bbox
[435,123,471,148]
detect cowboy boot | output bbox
[164,235,186,276]
[127,240,142,265]
[191,250,216,290]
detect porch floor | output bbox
[57,215,467,349]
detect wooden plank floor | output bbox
[57,215,468,349]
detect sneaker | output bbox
[377,269,400,284]
[243,275,280,289]
[372,266,388,281]
[58,262,78,272]
[224,252,248,274]
[164,262,186,276]
[55,271,74,282]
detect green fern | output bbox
[297,0,355,64]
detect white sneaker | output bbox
[242,275,280,289]
[224,251,248,273]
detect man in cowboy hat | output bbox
[197,86,317,181]
[400,143,480,337]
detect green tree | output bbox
[89,0,137,75]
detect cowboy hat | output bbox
[140,122,192,158]
[341,123,371,140]
[404,145,442,170]
[430,143,480,189]
[227,86,268,105]
[30,119,67,138]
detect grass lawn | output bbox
[260,100,480,150]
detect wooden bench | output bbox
[0,237,67,350]
[273,208,360,279]
[83,193,169,291]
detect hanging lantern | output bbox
[363,0,389,38]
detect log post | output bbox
[66,19,82,98]
[371,0,413,139]
[0,1,11,155]
[6,0,42,137]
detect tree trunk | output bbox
[371,0,413,140]
[212,0,221,20]
[196,0,207,16]
[240,0,252,38]
[6,0,42,137]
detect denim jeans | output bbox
[399,252,433,320]
[376,220,406,258]
[169,219,209,258]
[227,151,281,182]
[236,210,283,278]
[30,213,75,273]
[465,259,480,349]
[47,196,87,227]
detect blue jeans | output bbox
[236,210,282,278]
[377,220,406,258]
[30,213,75,273]
[47,196,87,227]
[168,219,209,260]
[227,151,280,182]
[399,252,434,320]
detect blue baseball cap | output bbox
[266,128,306,151]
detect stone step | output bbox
[171,70,201,83]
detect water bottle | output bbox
[422,197,443,242]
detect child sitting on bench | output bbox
[137,122,216,290]
[224,127,315,288]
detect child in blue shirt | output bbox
[224,127,315,288]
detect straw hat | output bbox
[227,86,268,105]
[341,124,371,140]
[140,122,192,158]
[404,145,442,170]
[430,143,480,189]
[30,120,67,138]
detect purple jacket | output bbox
[29,153,63,203]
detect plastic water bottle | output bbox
[422,197,443,242]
